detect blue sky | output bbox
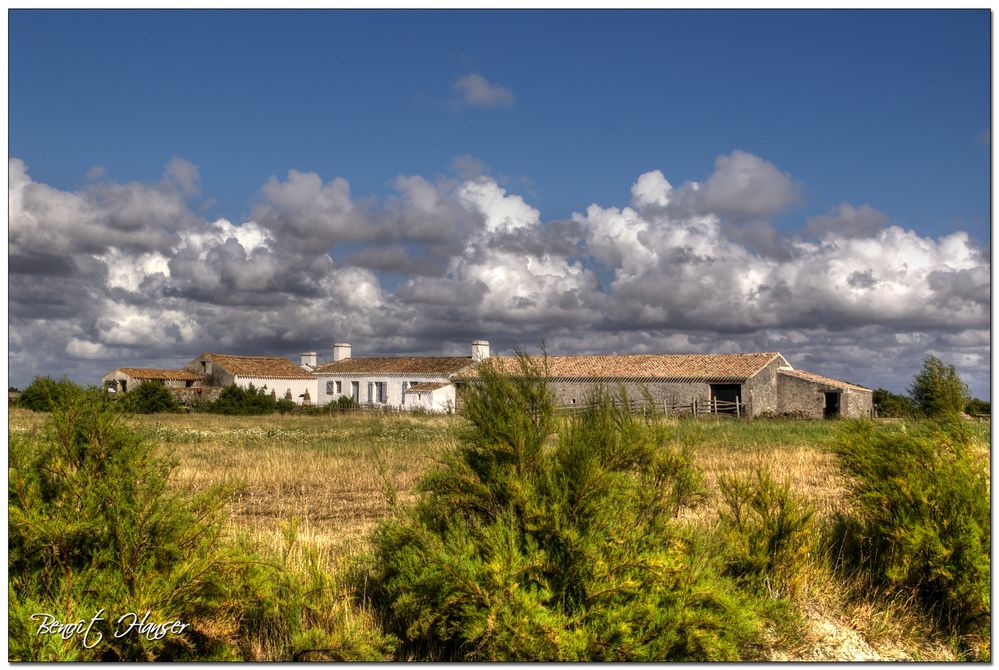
[8,9,992,398]
[11,10,989,238]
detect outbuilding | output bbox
[182,353,318,405]
[463,352,872,418]
[101,367,201,394]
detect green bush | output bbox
[369,356,760,661]
[17,375,84,412]
[833,420,990,659]
[208,383,295,415]
[8,388,393,661]
[9,389,238,660]
[909,355,970,418]
[965,398,990,416]
[336,394,359,410]
[119,380,181,414]
[717,469,815,598]
[872,388,918,418]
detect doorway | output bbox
[823,392,840,419]
[709,384,742,414]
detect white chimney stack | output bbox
[300,352,317,368]
[472,340,490,362]
[333,342,352,362]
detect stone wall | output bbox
[775,373,827,419]
[546,380,713,411]
[841,388,873,418]
[169,386,223,407]
[182,357,235,388]
[742,358,785,416]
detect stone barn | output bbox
[101,367,201,395]
[465,352,872,419]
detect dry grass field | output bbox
[8,407,989,661]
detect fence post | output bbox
[736,396,741,418]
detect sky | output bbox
[7,9,991,399]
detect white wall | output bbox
[316,373,453,410]
[236,376,318,405]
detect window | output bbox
[336,381,342,394]
[351,381,359,401]
[401,382,408,404]
[367,382,373,403]
[326,381,334,395]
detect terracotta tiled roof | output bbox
[116,368,201,381]
[202,353,316,379]
[316,356,474,375]
[778,368,870,392]
[461,352,784,382]
[406,381,451,393]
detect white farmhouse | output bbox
[313,341,489,413]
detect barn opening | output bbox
[823,392,840,419]
[709,384,742,414]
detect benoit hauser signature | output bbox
[31,610,189,648]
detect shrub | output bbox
[209,383,293,415]
[336,395,358,410]
[119,380,181,414]
[965,398,990,416]
[717,469,815,598]
[369,356,760,661]
[833,420,990,659]
[8,388,393,661]
[8,388,238,660]
[908,355,970,418]
[17,375,83,412]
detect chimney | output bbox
[332,342,352,362]
[300,352,317,368]
[472,339,490,362]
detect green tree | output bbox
[908,355,970,418]
[119,380,181,414]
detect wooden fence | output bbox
[554,397,748,418]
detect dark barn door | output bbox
[823,392,840,419]
[709,384,742,414]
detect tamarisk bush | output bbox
[369,355,761,661]
[8,389,393,661]
[833,419,990,659]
